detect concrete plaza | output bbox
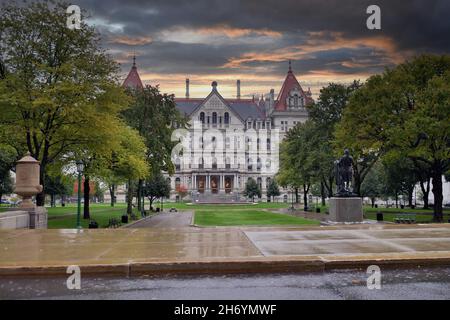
[1,223,450,276]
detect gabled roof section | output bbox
[122,56,144,89]
[174,82,266,121]
[275,61,312,110]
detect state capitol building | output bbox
[123,59,313,202]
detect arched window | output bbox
[257,158,262,171]
[175,177,181,189]
[224,112,230,125]
[199,157,204,169]
[200,112,205,124]
[175,158,181,171]
[267,138,271,151]
[212,157,217,170]
[212,112,217,125]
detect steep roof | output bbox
[122,57,144,89]
[174,96,265,121]
[275,62,313,110]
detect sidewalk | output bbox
[1,224,450,276]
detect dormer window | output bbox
[287,88,304,109]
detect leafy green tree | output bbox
[244,178,261,202]
[360,162,384,207]
[278,121,323,209]
[0,1,130,206]
[0,145,16,203]
[335,54,450,221]
[122,85,187,211]
[44,175,73,207]
[0,173,13,203]
[143,173,171,210]
[308,81,361,197]
[266,179,280,202]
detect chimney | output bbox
[237,80,241,100]
[185,78,190,99]
[270,89,274,102]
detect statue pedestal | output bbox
[329,197,363,222]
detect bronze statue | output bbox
[334,149,357,197]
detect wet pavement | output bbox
[1,224,450,274]
[127,212,193,228]
[1,267,450,300]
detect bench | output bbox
[394,214,416,224]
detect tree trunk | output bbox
[320,181,326,205]
[371,197,375,208]
[50,194,55,207]
[109,184,115,207]
[83,176,90,219]
[36,164,46,206]
[431,169,443,222]
[295,187,299,203]
[407,188,414,208]
[303,184,309,210]
[420,178,430,209]
[395,192,398,208]
[127,179,133,215]
[137,179,143,211]
[353,169,362,196]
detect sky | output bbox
[16,0,450,99]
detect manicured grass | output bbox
[46,203,138,229]
[194,209,319,226]
[166,202,290,211]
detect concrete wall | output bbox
[0,210,30,229]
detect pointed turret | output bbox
[123,55,144,89]
[274,61,312,110]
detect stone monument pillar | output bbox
[14,153,47,228]
[329,149,363,222]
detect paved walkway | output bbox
[127,212,193,228]
[1,224,450,276]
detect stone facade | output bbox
[123,60,313,202]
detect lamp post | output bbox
[76,160,84,229]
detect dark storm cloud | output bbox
[2,0,447,90]
[69,0,449,79]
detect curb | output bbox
[2,254,450,278]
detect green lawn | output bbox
[166,202,290,211]
[46,203,139,229]
[194,208,319,226]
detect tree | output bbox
[0,1,130,206]
[266,179,280,202]
[0,173,13,203]
[278,121,321,210]
[143,173,171,210]
[244,178,261,202]
[308,81,361,198]
[77,123,148,217]
[335,55,450,221]
[0,145,16,203]
[360,162,384,207]
[44,175,73,207]
[122,85,187,212]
